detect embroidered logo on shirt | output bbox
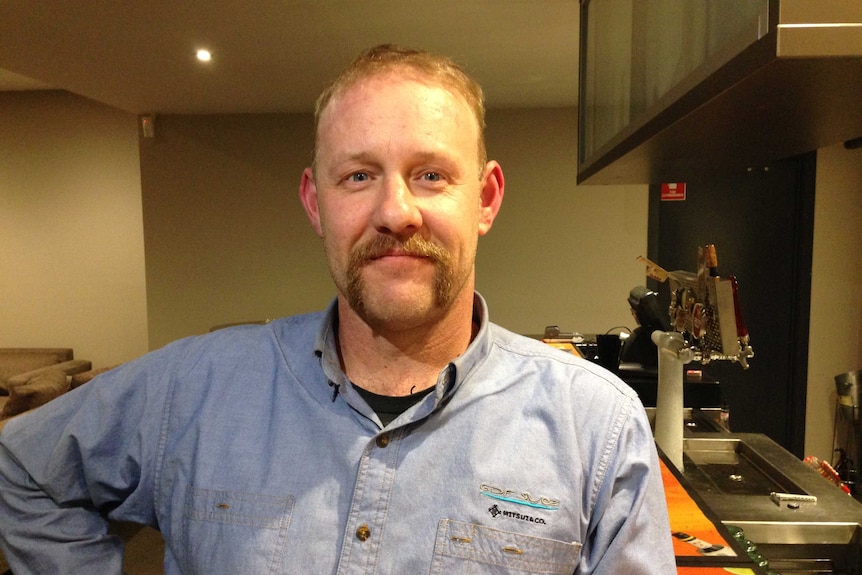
[488,504,547,525]
[479,483,560,510]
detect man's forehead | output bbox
[321,71,472,124]
[318,81,473,144]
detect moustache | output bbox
[349,235,450,268]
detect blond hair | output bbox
[313,44,487,171]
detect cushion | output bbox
[0,370,70,420]
[0,348,74,393]
[4,359,92,391]
[70,365,118,389]
[0,348,73,379]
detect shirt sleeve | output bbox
[580,398,676,574]
[0,353,172,574]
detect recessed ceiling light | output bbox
[196,49,212,62]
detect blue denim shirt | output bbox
[0,294,674,574]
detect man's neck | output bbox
[336,294,476,397]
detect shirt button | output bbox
[356,523,371,541]
[376,434,390,448]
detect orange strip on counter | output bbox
[661,459,736,558]
[677,568,757,574]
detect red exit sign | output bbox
[661,182,686,201]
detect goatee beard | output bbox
[345,235,454,316]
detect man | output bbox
[0,45,674,574]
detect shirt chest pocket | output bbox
[431,519,581,575]
[180,487,295,575]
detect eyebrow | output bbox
[328,149,458,170]
[327,151,379,169]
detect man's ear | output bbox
[478,161,505,236]
[299,167,324,237]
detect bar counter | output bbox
[662,425,862,574]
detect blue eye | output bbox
[350,173,369,183]
[423,172,441,182]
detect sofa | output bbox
[0,348,93,425]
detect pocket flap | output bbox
[185,487,293,529]
[436,519,581,574]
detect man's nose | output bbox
[372,175,422,238]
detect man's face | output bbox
[300,71,502,332]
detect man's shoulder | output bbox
[203,310,326,357]
[137,310,327,372]
[207,310,323,338]
[268,309,328,336]
[484,323,638,400]
[484,322,589,370]
[105,310,329,407]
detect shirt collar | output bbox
[313,292,493,400]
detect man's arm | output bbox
[0,358,166,574]
[0,441,126,573]
[580,401,676,574]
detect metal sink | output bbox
[677,432,862,573]
[682,437,807,497]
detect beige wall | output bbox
[805,142,862,459]
[480,108,649,335]
[139,113,331,348]
[0,91,149,368]
[139,107,648,349]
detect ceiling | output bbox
[0,1,579,115]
